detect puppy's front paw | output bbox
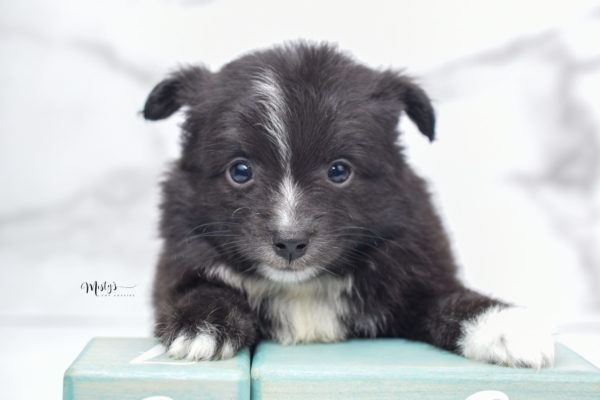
[458,306,555,369]
[166,325,240,361]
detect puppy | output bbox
[144,42,554,368]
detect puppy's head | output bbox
[145,43,435,284]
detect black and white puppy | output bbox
[144,42,554,368]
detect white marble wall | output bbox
[1,1,599,398]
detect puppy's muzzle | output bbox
[273,231,309,263]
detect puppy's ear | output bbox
[374,71,436,141]
[143,66,210,121]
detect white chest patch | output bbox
[259,278,351,344]
[206,264,352,344]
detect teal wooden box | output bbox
[63,338,250,400]
[251,339,600,400]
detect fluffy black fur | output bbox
[145,42,509,361]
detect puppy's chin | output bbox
[256,263,321,284]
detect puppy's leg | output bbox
[418,288,554,369]
[154,284,258,361]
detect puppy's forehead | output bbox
[235,52,376,175]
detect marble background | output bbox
[1,0,599,398]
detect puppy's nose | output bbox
[273,232,309,262]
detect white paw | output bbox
[167,333,236,361]
[458,306,555,369]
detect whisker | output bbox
[232,207,252,218]
[312,264,338,277]
[186,221,241,236]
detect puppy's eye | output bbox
[327,160,352,184]
[227,159,253,185]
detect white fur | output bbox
[206,263,352,344]
[220,339,236,359]
[253,70,290,164]
[253,72,303,231]
[185,333,217,361]
[265,276,352,344]
[166,335,190,359]
[274,174,302,229]
[167,323,231,361]
[130,344,196,366]
[458,306,555,369]
[206,263,244,290]
[257,263,318,284]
